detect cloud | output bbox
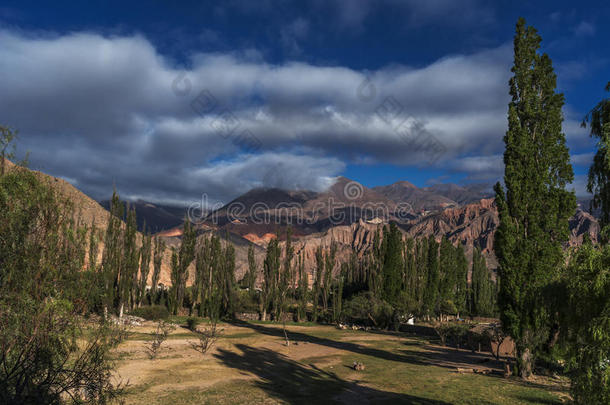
[0,28,579,205]
[280,18,310,55]
[325,0,494,29]
[573,21,595,37]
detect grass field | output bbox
[113,320,569,404]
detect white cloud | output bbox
[573,21,595,37]
[0,28,580,204]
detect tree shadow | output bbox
[229,320,424,366]
[214,343,451,404]
[398,345,505,372]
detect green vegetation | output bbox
[130,305,170,320]
[0,161,124,404]
[494,17,576,379]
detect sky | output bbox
[1,0,608,206]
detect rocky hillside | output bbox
[16,163,599,287]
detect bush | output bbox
[186,317,200,331]
[130,305,169,320]
[342,292,394,328]
[234,289,259,313]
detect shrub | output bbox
[189,319,223,356]
[342,292,394,328]
[145,320,175,360]
[130,305,169,320]
[186,317,200,331]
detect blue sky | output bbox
[1,0,608,205]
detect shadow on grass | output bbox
[229,320,426,366]
[214,343,451,404]
[398,345,505,372]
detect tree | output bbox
[101,191,124,317]
[423,236,439,317]
[297,252,308,322]
[494,18,576,379]
[138,229,152,307]
[120,205,138,316]
[220,239,236,318]
[381,223,403,305]
[0,125,16,176]
[470,248,495,317]
[563,242,610,404]
[150,236,165,301]
[583,82,610,230]
[246,244,257,298]
[454,244,469,317]
[0,161,124,403]
[261,237,280,321]
[276,227,294,320]
[321,242,337,312]
[312,246,324,322]
[438,236,456,317]
[169,219,196,315]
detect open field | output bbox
[113,320,569,404]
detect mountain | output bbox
[13,162,600,286]
[5,161,179,285]
[99,199,187,233]
[423,183,494,206]
[201,176,403,240]
[373,181,495,211]
[373,181,455,211]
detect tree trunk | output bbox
[119,302,124,319]
[518,347,533,379]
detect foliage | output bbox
[189,319,223,357]
[0,162,124,403]
[583,82,610,229]
[563,242,610,404]
[186,317,200,331]
[381,223,403,305]
[170,220,197,315]
[342,292,394,329]
[494,18,575,379]
[130,305,170,321]
[0,125,16,175]
[150,236,165,300]
[470,248,496,317]
[145,321,175,360]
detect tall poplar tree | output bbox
[494,18,576,378]
[381,223,403,305]
[150,236,165,301]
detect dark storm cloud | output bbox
[0,29,588,205]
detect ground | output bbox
[113,320,569,404]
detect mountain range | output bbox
[13,160,598,286]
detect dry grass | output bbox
[114,320,568,404]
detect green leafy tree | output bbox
[297,253,309,322]
[262,237,280,321]
[454,244,469,317]
[138,229,152,307]
[470,248,495,317]
[170,220,196,314]
[423,236,439,317]
[583,82,610,230]
[381,223,403,305]
[321,242,337,312]
[563,242,610,404]
[0,161,124,403]
[0,125,16,176]
[150,236,165,301]
[247,244,257,298]
[494,18,576,378]
[312,246,324,322]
